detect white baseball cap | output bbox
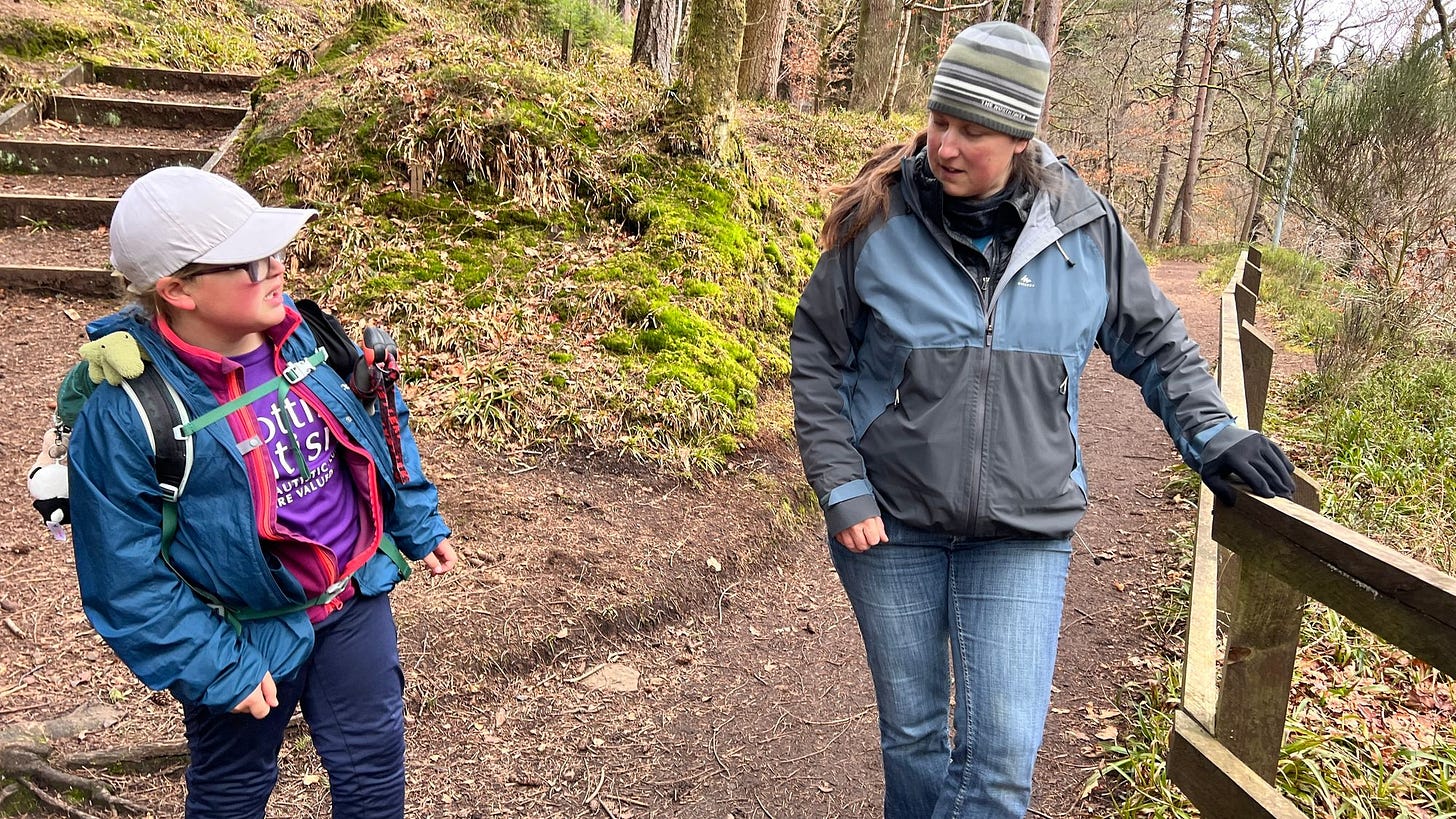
[109,166,317,288]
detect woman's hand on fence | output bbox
[1200,433,1295,506]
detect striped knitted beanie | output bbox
[928,22,1050,139]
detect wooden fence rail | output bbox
[1165,246,1456,817]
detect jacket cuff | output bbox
[1198,423,1254,472]
[824,493,882,536]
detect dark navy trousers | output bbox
[181,591,406,819]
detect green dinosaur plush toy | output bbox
[78,331,146,386]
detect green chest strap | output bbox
[131,347,411,635]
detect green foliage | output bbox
[473,0,630,49]
[1273,606,1456,818]
[221,14,878,469]
[1278,358,1456,573]
[1295,44,1456,289]
[1202,247,1340,349]
[1142,240,1244,268]
[110,0,259,69]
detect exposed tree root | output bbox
[0,703,148,816]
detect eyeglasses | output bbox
[179,253,283,284]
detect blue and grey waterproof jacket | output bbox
[791,144,1252,539]
[68,301,449,711]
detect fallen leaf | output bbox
[706,557,722,572]
[302,774,321,786]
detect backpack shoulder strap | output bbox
[294,298,359,382]
[118,365,193,504]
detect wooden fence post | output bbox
[1212,475,1317,781]
[1213,273,1313,781]
[561,28,573,65]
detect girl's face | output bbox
[926,111,1029,199]
[171,254,287,354]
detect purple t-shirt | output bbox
[230,345,361,571]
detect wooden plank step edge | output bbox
[0,265,117,297]
[47,96,248,130]
[88,63,260,93]
[0,194,118,229]
[0,141,216,176]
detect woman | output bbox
[68,166,456,818]
[790,21,1293,819]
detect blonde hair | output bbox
[125,281,163,319]
[819,133,1058,251]
[124,260,213,318]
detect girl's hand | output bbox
[232,672,278,720]
[422,538,457,576]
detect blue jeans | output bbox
[181,592,406,819]
[831,518,1072,819]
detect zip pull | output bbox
[1054,239,1074,267]
[893,388,901,407]
[1059,376,1069,395]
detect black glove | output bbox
[1200,433,1295,506]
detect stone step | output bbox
[47,95,247,130]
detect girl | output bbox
[68,166,456,818]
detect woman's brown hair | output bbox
[818,131,1057,251]
[819,131,928,252]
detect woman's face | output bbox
[926,111,1029,199]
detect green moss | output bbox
[548,351,575,364]
[317,1,404,69]
[773,295,797,325]
[297,104,346,143]
[683,279,720,298]
[0,20,92,58]
[236,131,298,177]
[601,331,633,354]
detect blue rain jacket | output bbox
[68,300,450,711]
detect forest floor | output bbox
[0,259,1279,818]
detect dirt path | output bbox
[0,259,1222,817]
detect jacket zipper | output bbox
[242,358,339,592]
[290,380,387,578]
[949,250,997,538]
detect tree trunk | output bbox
[879,3,914,117]
[1433,0,1456,74]
[1239,133,1278,242]
[1147,0,1195,244]
[849,0,898,110]
[739,0,792,98]
[671,0,746,156]
[1033,0,1061,132]
[633,0,682,83]
[1164,0,1224,246]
